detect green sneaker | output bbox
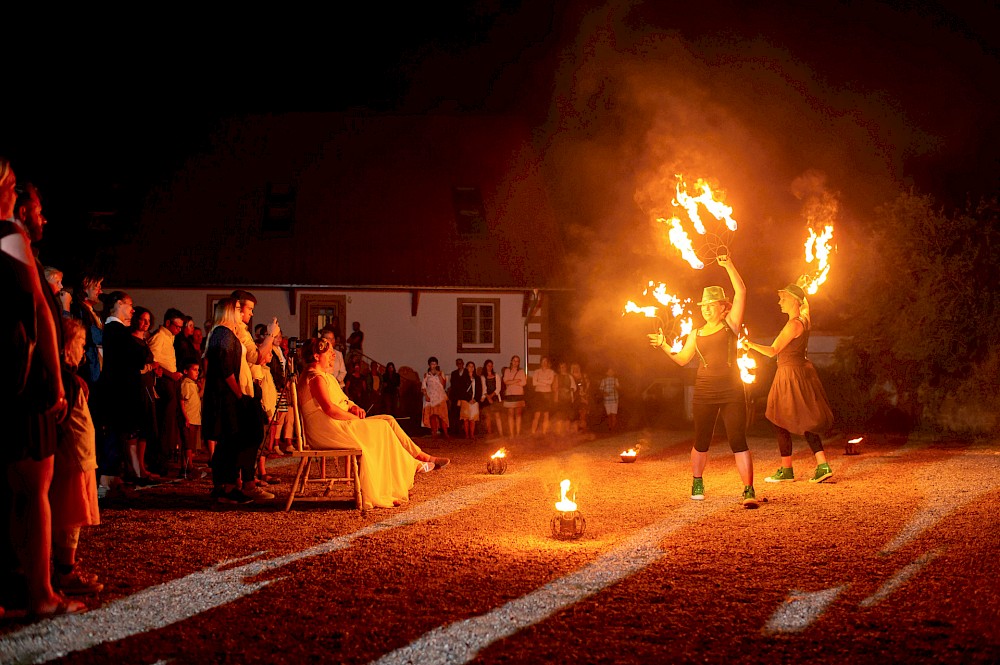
[742,485,759,508]
[809,463,833,483]
[691,477,705,501]
[764,467,794,483]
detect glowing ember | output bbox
[555,479,577,512]
[491,448,507,459]
[737,328,757,384]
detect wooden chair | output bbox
[283,379,364,512]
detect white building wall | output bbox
[118,287,528,375]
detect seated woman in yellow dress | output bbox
[297,338,449,509]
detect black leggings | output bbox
[692,401,748,453]
[776,427,824,457]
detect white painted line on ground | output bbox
[881,451,1000,554]
[762,586,846,635]
[371,499,723,665]
[860,548,943,608]
[0,476,519,665]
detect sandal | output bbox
[55,569,104,596]
[31,594,86,617]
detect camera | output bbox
[287,336,301,353]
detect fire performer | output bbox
[648,257,759,507]
[745,284,833,483]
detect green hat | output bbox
[697,286,730,306]
[779,284,806,304]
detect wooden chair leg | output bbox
[284,457,309,511]
[350,454,362,510]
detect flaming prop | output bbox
[799,224,835,295]
[845,436,863,456]
[736,327,757,385]
[793,176,838,295]
[620,442,640,463]
[656,175,739,269]
[623,282,694,353]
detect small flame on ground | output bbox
[491,448,507,459]
[620,448,638,457]
[555,479,577,512]
[848,437,863,444]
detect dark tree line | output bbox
[833,192,1000,435]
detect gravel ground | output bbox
[1,429,998,664]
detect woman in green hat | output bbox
[648,256,758,507]
[745,284,834,483]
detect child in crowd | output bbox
[180,361,202,479]
[52,317,103,598]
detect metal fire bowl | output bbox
[620,454,637,464]
[486,457,508,475]
[551,511,586,540]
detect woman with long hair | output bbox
[129,306,160,483]
[458,360,482,439]
[746,283,834,483]
[479,359,502,437]
[298,338,449,509]
[203,298,253,504]
[649,256,758,507]
[501,355,527,438]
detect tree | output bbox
[843,192,1000,433]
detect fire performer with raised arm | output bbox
[745,283,834,483]
[648,256,759,508]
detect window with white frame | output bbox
[457,298,500,353]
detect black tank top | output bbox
[692,325,744,405]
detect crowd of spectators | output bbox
[0,155,621,619]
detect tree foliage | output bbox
[843,192,1000,433]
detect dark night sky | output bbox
[4,0,998,335]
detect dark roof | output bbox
[112,113,566,290]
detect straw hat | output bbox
[779,283,806,304]
[697,286,730,306]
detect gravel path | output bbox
[1,430,998,664]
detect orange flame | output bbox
[625,282,694,353]
[848,437,863,444]
[555,479,577,512]
[737,329,757,384]
[657,216,704,270]
[624,301,658,318]
[802,224,834,294]
[673,175,738,232]
[491,448,507,459]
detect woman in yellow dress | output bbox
[297,338,449,509]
